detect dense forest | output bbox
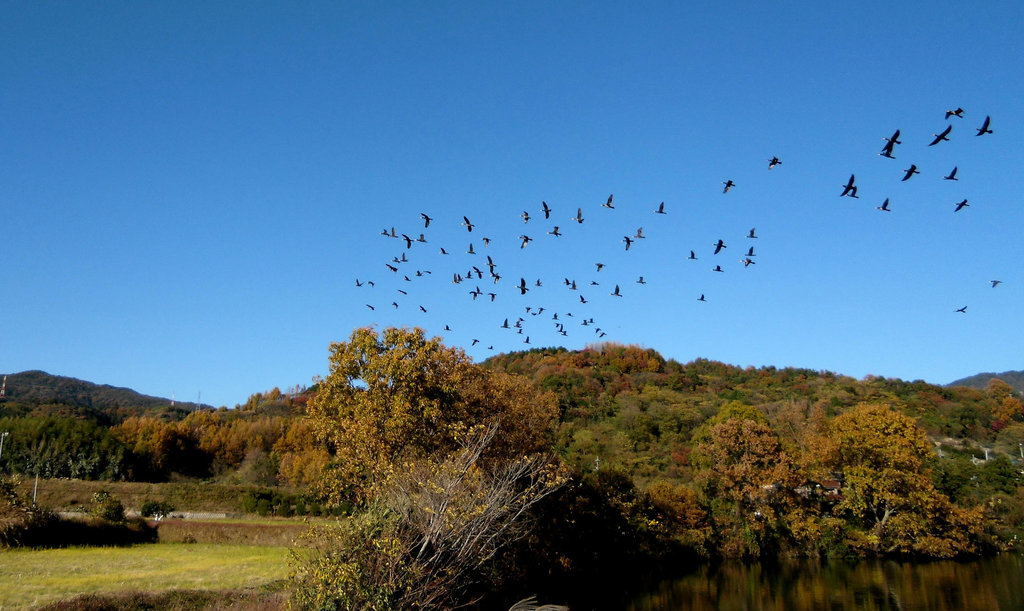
[3,341,1024,573]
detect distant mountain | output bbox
[948,370,1024,394]
[0,370,206,421]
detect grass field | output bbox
[0,543,291,610]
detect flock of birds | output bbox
[352,109,997,352]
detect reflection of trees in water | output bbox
[627,556,1024,610]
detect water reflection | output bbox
[626,555,1024,610]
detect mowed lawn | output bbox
[0,543,290,610]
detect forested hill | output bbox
[0,370,201,422]
[949,370,1024,395]
[482,344,1024,482]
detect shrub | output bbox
[90,490,126,523]
[140,500,175,519]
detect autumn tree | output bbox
[294,327,565,609]
[691,403,801,557]
[824,403,983,557]
[307,326,558,502]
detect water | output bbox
[625,555,1024,610]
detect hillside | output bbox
[949,370,1024,395]
[0,370,203,422]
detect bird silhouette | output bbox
[520,235,533,248]
[876,198,891,212]
[623,236,633,250]
[420,212,432,228]
[636,276,646,284]
[462,216,474,232]
[954,199,969,212]
[467,243,476,254]
[976,115,993,136]
[698,294,706,302]
[901,165,919,181]
[713,239,726,254]
[634,227,645,239]
[688,250,698,260]
[991,280,1002,288]
[366,304,375,310]
[610,284,622,297]
[439,247,449,255]
[603,194,614,209]
[722,180,735,193]
[521,211,531,223]
[355,279,364,287]
[841,174,859,198]
[745,246,756,257]
[401,234,412,249]
[654,201,666,214]
[929,125,952,146]
[945,107,964,119]
[386,263,398,272]
[518,278,529,295]
[548,226,562,237]
[768,156,781,170]
[541,201,552,219]
[879,129,900,158]
[712,265,724,272]
[955,306,967,313]
[944,166,959,181]
[595,263,605,272]
[572,208,584,224]
[747,228,757,239]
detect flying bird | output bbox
[482,237,491,246]
[698,294,706,302]
[521,211,531,223]
[688,250,697,260]
[401,234,412,249]
[991,280,1002,288]
[355,279,364,287]
[541,201,552,219]
[879,129,900,158]
[610,284,622,297]
[745,246,756,257]
[518,278,529,295]
[901,165,919,181]
[876,198,891,212]
[955,306,967,313]
[595,263,605,272]
[623,236,633,250]
[654,201,667,214]
[548,226,562,237]
[954,199,969,212]
[366,304,375,310]
[945,107,964,119]
[712,265,724,272]
[462,216,475,232]
[944,166,959,181]
[929,125,952,146]
[768,156,781,170]
[420,213,432,228]
[386,263,398,272]
[572,208,584,224]
[439,247,449,255]
[519,235,533,248]
[467,243,476,254]
[603,194,614,209]
[976,115,993,136]
[634,227,645,239]
[713,239,726,254]
[722,180,735,193]
[840,174,859,198]
[741,258,755,267]
[747,228,757,239]
[636,276,646,284]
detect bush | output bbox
[140,499,175,519]
[90,490,125,523]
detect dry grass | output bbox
[0,543,290,610]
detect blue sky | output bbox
[2,2,1022,407]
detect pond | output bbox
[625,554,1024,610]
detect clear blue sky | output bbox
[2,2,1022,407]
